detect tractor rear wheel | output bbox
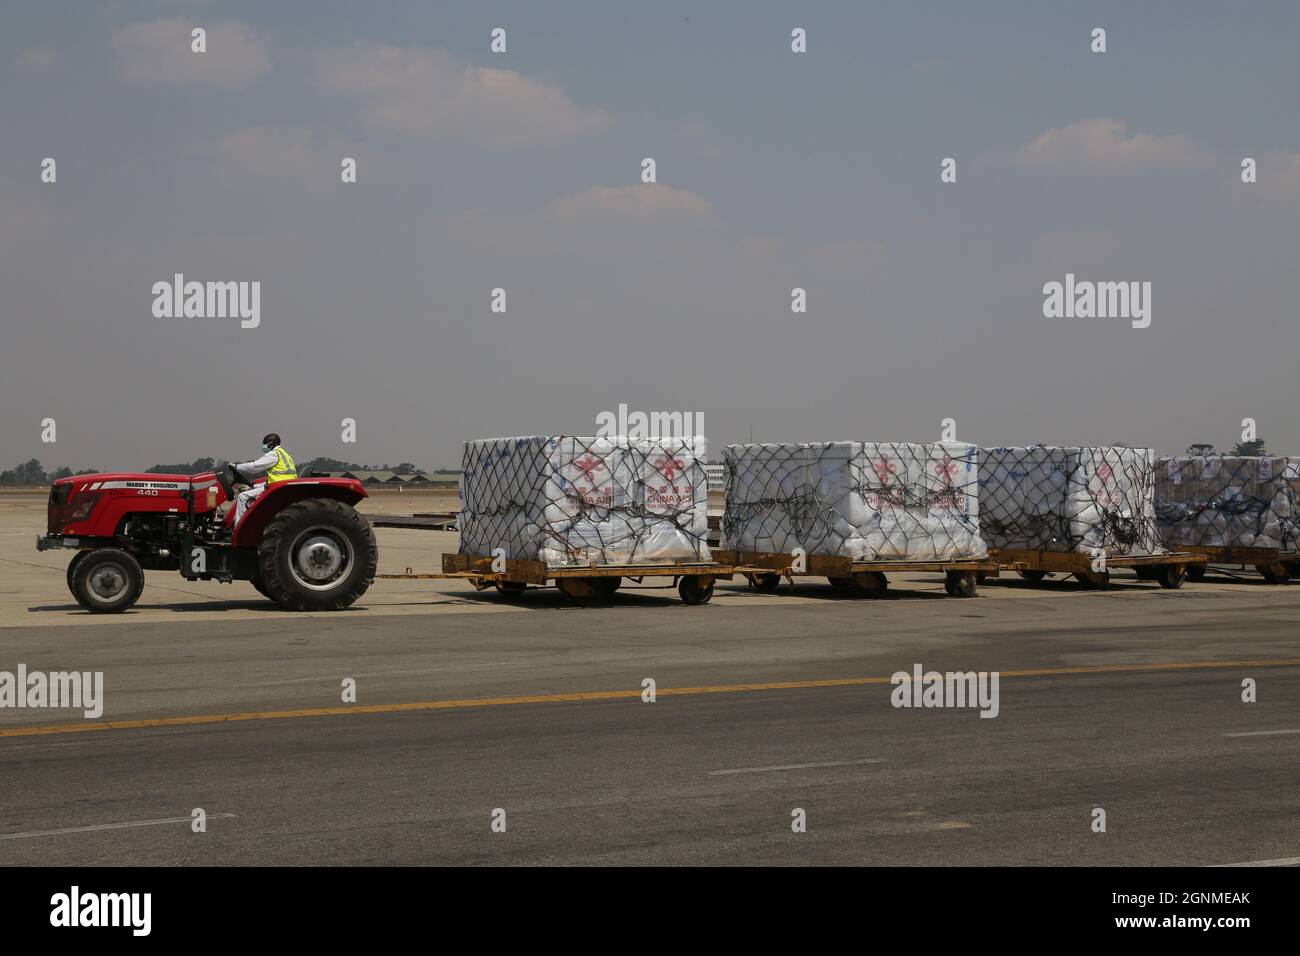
[257,499,377,611]
[71,548,144,613]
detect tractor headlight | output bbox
[63,492,101,524]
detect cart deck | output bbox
[711,549,1000,597]
[988,548,1206,588]
[1175,545,1298,583]
[377,553,733,604]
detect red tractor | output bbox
[37,465,377,613]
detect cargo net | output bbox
[977,445,1162,555]
[721,442,986,561]
[458,436,711,568]
[1156,456,1300,551]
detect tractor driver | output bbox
[230,433,298,526]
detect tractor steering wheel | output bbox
[213,462,238,499]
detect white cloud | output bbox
[1255,151,1300,201]
[542,185,715,223]
[1012,118,1212,175]
[199,126,379,192]
[112,19,269,89]
[15,48,59,72]
[310,45,609,147]
[673,119,731,161]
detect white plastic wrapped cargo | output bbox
[977,446,1162,555]
[458,435,710,567]
[1156,456,1299,551]
[721,441,985,560]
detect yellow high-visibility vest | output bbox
[267,446,298,484]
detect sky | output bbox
[2,1,1298,471]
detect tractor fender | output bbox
[232,479,368,548]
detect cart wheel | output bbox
[1255,562,1291,584]
[1185,564,1206,581]
[494,581,527,599]
[1017,569,1047,583]
[592,576,622,598]
[1074,570,1110,588]
[1133,566,1158,581]
[944,571,978,598]
[747,572,781,592]
[827,576,855,590]
[678,575,715,605]
[849,571,888,596]
[556,578,595,601]
[975,572,990,584]
[556,576,621,602]
[1155,564,1186,589]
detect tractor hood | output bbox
[53,471,195,486]
[46,472,218,535]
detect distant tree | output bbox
[394,462,418,474]
[0,459,47,486]
[1231,439,1269,457]
[50,466,74,480]
[301,457,363,473]
[1186,443,1216,457]
[146,457,216,474]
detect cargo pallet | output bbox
[378,553,733,605]
[1176,545,1299,584]
[987,548,1205,589]
[711,549,1000,598]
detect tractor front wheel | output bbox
[71,548,144,613]
[65,550,89,597]
[257,499,378,611]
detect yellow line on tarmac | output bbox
[2,658,1297,739]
